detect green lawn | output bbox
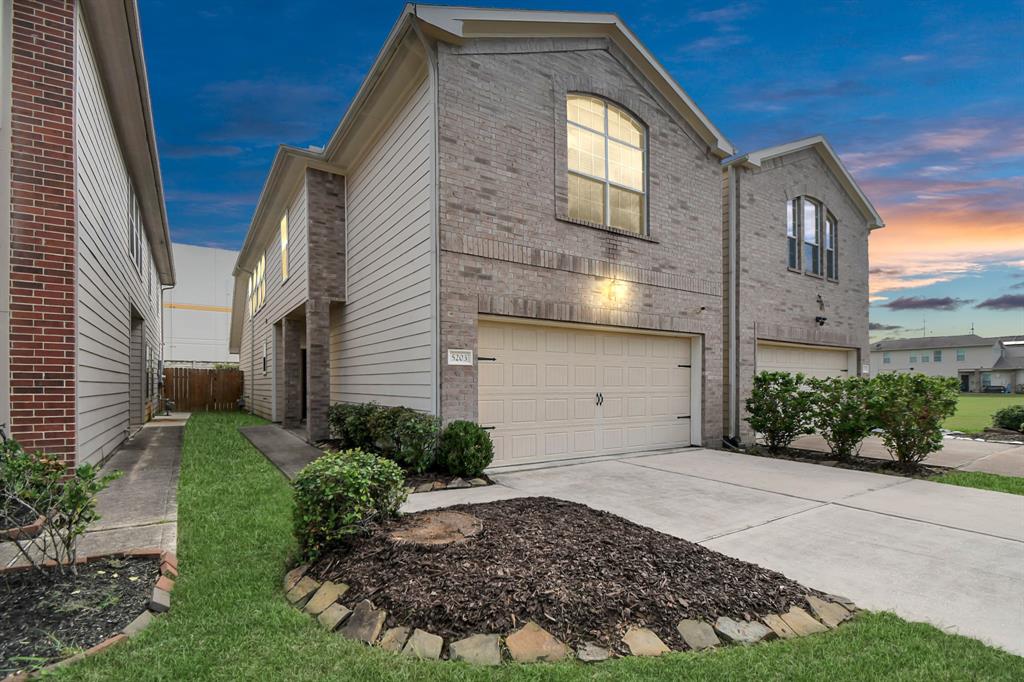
[930,471,1024,496]
[943,394,1024,433]
[54,412,1024,681]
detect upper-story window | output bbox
[128,184,144,275]
[933,350,942,362]
[920,353,929,363]
[247,253,266,319]
[883,352,891,364]
[910,354,918,363]
[280,214,289,281]
[787,196,838,279]
[956,349,966,361]
[566,94,646,234]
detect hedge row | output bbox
[745,371,960,467]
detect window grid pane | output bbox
[566,95,605,132]
[568,173,605,224]
[607,105,642,146]
[803,199,820,275]
[567,124,606,179]
[609,186,644,233]
[608,139,643,190]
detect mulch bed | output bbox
[0,556,159,674]
[744,446,948,478]
[310,497,822,653]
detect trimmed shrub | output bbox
[367,405,412,459]
[745,371,814,453]
[393,411,440,474]
[438,420,494,477]
[292,449,406,561]
[326,402,380,451]
[868,373,959,468]
[992,405,1024,432]
[806,376,874,461]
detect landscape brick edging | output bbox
[1,548,178,681]
[283,565,859,664]
[0,515,46,542]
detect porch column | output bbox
[306,299,331,443]
[282,317,303,428]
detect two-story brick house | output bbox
[229,5,881,464]
[1,0,173,467]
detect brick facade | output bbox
[8,0,77,461]
[436,37,725,445]
[730,148,871,441]
[302,168,345,441]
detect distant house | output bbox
[164,243,238,367]
[0,1,173,466]
[870,335,1024,393]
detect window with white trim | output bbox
[933,350,942,362]
[128,183,143,275]
[280,213,289,281]
[803,198,821,275]
[247,253,266,319]
[787,196,837,279]
[956,349,966,361]
[910,354,918,363]
[786,200,799,268]
[566,94,646,234]
[825,212,838,280]
[921,353,929,363]
[883,352,891,364]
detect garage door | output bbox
[478,320,693,465]
[757,342,851,379]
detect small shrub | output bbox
[806,376,874,460]
[0,441,63,522]
[438,421,494,477]
[992,405,1024,432]
[367,406,412,459]
[745,371,814,453]
[869,373,959,468]
[326,402,380,451]
[292,449,406,561]
[393,411,440,474]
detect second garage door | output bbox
[757,342,852,379]
[478,320,693,465]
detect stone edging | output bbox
[407,477,489,495]
[284,565,857,664]
[1,548,179,681]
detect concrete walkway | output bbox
[1,413,186,567]
[240,424,321,479]
[792,434,1024,476]
[404,448,1024,655]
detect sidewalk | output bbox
[792,434,1024,476]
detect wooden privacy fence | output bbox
[163,367,242,412]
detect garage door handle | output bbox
[595,392,604,406]
[480,426,496,430]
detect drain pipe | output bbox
[725,162,740,444]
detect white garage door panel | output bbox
[479,321,693,465]
[757,342,851,379]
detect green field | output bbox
[943,394,1024,433]
[51,412,1024,682]
[930,471,1024,495]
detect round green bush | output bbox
[993,405,1024,432]
[438,420,493,477]
[326,402,381,451]
[292,449,406,561]
[393,411,440,474]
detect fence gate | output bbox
[163,367,242,412]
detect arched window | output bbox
[566,94,646,234]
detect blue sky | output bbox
[139,1,1024,338]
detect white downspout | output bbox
[411,9,442,419]
[726,164,740,442]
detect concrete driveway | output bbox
[404,448,1024,655]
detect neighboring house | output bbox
[722,137,883,442]
[164,243,238,366]
[870,335,1024,393]
[229,5,879,462]
[0,0,173,466]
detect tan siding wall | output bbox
[75,14,162,465]
[242,181,309,421]
[330,74,434,411]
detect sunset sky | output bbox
[140,1,1024,338]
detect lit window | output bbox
[956,349,966,361]
[567,95,646,234]
[280,214,289,281]
[825,212,837,280]
[883,352,891,364]
[803,198,821,275]
[248,253,266,318]
[933,350,942,362]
